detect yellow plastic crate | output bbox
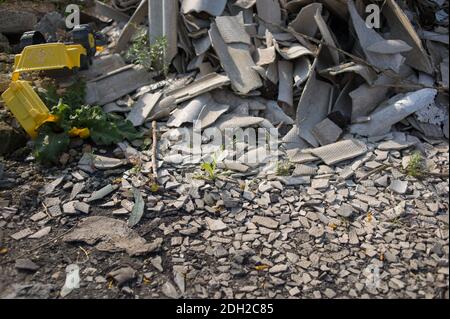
[1,80,51,138]
[12,43,86,81]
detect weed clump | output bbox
[125,30,168,75]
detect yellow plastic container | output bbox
[12,43,86,81]
[1,80,51,138]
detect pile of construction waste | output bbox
[1,0,448,170]
[82,0,449,175]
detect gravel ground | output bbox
[0,135,448,299]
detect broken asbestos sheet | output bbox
[85,65,153,106]
[382,0,434,74]
[164,73,230,104]
[347,0,404,73]
[310,139,368,165]
[351,88,438,137]
[209,17,262,94]
[148,0,178,63]
[182,0,227,16]
[167,93,213,127]
[127,92,163,126]
[296,69,334,148]
[63,216,162,256]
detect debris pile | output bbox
[82,0,449,176]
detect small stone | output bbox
[30,211,47,222]
[15,259,39,272]
[383,250,398,263]
[243,191,255,201]
[389,278,405,290]
[63,201,77,214]
[258,181,272,193]
[375,175,389,187]
[336,204,355,218]
[324,288,336,298]
[288,286,300,296]
[269,264,288,273]
[74,202,90,214]
[171,237,183,246]
[214,245,229,258]
[308,225,324,238]
[240,285,258,292]
[150,256,163,272]
[311,178,329,190]
[251,215,279,229]
[205,217,227,231]
[388,180,408,194]
[162,281,180,299]
[11,228,33,240]
[47,205,62,217]
[29,226,51,239]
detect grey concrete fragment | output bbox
[87,184,118,202]
[194,102,230,130]
[289,3,321,37]
[80,54,126,81]
[350,74,395,120]
[11,228,33,240]
[29,227,51,239]
[278,60,294,109]
[148,0,178,63]
[115,0,148,53]
[256,0,282,35]
[165,73,230,105]
[311,118,343,146]
[310,139,368,165]
[388,180,408,194]
[252,215,279,229]
[93,155,126,169]
[293,57,311,87]
[43,176,64,195]
[127,92,163,126]
[216,13,251,45]
[350,89,437,137]
[314,4,340,65]
[63,216,162,256]
[254,47,276,66]
[168,93,213,127]
[265,101,295,125]
[128,188,145,228]
[382,0,433,74]
[348,0,404,73]
[275,42,314,60]
[296,70,334,147]
[182,0,227,16]
[293,164,317,176]
[336,204,355,218]
[367,39,412,54]
[377,133,419,151]
[85,65,153,106]
[90,0,130,23]
[209,22,262,94]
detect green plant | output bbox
[276,161,293,176]
[200,157,218,181]
[405,152,424,177]
[150,183,160,192]
[39,80,86,110]
[125,31,168,75]
[34,101,142,164]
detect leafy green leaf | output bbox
[33,125,70,164]
[69,105,142,145]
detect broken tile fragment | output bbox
[310,140,368,165]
